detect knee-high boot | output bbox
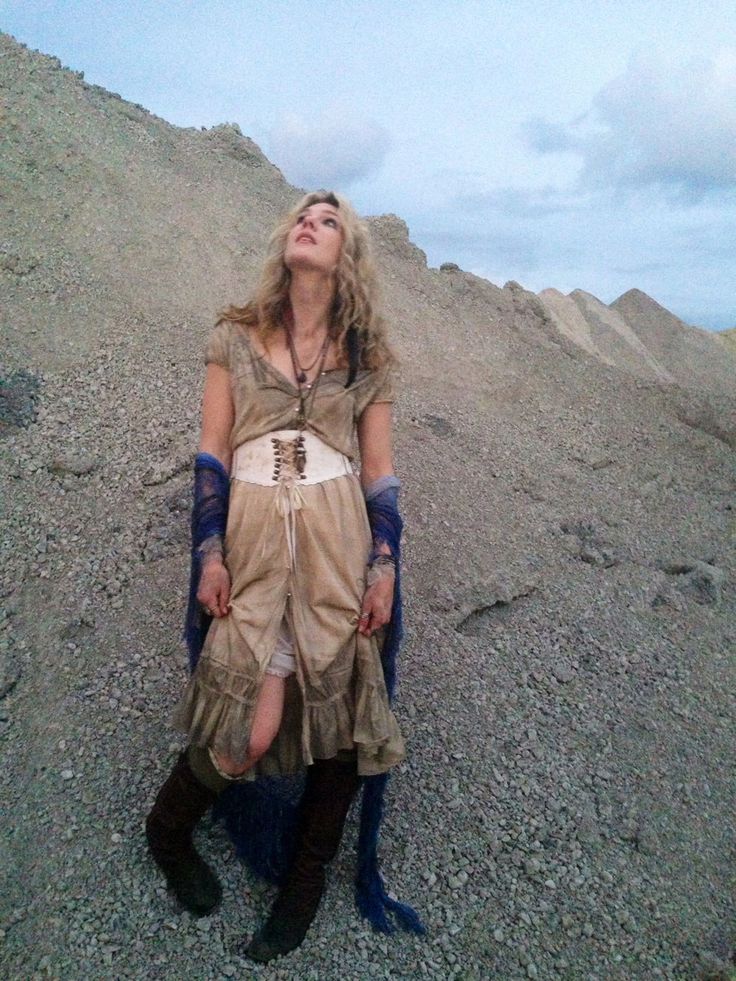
[245,756,361,962]
[145,748,229,916]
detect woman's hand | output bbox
[358,576,394,637]
[197,557,231,618]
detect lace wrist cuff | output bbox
[364,475,401,501]
[366,554,396,587]
[197,534,224,565]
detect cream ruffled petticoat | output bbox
[174,430,405,778]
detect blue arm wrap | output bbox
[184,452,230,671]
[365,479,402,568]
[355,480,424,935]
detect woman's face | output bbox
[284,202,344,275]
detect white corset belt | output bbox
[231,430,353,568]
[231,429,352,486]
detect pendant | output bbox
[296,370,307,384]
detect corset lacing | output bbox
[271,433,307,569]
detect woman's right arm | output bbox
[196,363,234,618]
[199,363,234,469]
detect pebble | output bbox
[49,454,98,476]
[552,663,575,684]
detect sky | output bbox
[2,0,736,330]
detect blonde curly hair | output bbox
[219,191,394,371]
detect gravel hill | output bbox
[610,290,735,398]
[536,288,672,383]
[1,33,735,981]
[718,328,736,355]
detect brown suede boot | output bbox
[245,756,361,963]
[145,749,226,916]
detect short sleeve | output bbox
[204,321,232,369]
[352,364,396,421]
[369,365,395,404]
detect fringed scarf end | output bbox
[356,873,426,935]
[357,773,426,936]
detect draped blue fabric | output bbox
[356,484,425,933]
[183,457,424,934]
[184,452,230,672]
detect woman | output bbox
[146,191,421,962]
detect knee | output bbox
[212,751,250,779]
[211,730,276,777]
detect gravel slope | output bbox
[1,33,735,981]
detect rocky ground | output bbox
[1,33,735,981]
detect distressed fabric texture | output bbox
[204,319,393,458]
[174,320,421,934]
[175,322,404,777]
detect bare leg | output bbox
[213,673,286,777]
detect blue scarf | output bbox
[184,453,230,671]
[184,454,424,935]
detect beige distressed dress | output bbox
[175,321,406,778]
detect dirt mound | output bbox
[612,289,735,396]
[0,33,292,369]
[569,289,673,383]
[716,326,736,355]
[537,288,601,359]
[537,288,673,383]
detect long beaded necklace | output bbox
[286,328,329,384]
[285,323,331,429]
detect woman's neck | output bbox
[288,273,335,340]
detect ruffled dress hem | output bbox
[174,652,405,778]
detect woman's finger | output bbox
[358,607,371,635]
[197,567,231,617]
[358,588,394,635]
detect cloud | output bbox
[522,118,578,155]
[267,114,391,189]
[524,49,736,201]
[454,186,583,219]
[611,261,667,277]
[417,226,542,271]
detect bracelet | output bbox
[370,554,396,568]
[366,561,396,587]
[369,550,396,567]
[363,474,401,501]
[366,553,396,587]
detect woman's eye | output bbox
[296,215,306,224]
[324,218,338,229]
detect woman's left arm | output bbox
[357,402,396,637]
